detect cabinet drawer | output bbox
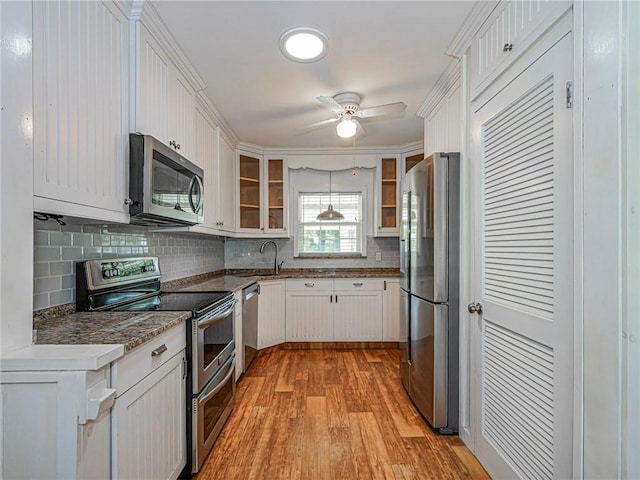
[112,323,186,396]
[334,278,384,291]
[286,279,334,291]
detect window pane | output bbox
[298,192,363,255]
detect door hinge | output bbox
[566,81,573,109]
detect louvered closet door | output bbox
[470,31,573,479]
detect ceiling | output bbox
[151,1,475,150]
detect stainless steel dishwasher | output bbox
[242,282,260,372]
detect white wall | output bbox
[1,1,34,353]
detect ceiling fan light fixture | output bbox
[280,27,328,63]
[336,117,357,138]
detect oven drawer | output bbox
[112,323,186,396]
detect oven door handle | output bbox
[200,357,235,403]
[197,303,235,328]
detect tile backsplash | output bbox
[224,236,399,270]
[33,220,400,311]
[33,221,225,310]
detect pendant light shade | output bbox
[317,171,344,221]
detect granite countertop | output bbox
[225,268,401,281]
[170,268,400,292]
[35,310,191,353]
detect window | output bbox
[297,192,363,255]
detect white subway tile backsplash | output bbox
[35,276,61,294]
[34,222,226,310]
[35,247,61,262]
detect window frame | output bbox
[294,190,367,258]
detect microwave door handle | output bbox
[198,304,235,328]
[200,357,236,403]
[188,175,204,214]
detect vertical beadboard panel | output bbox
[382,280,400,342]
[426,103,447,154]
[473,0,571,98]
[334,292,383,341]
[172,74,195,160]
[115,355,185,480]
[136,25,169,142]
[258,281,286,348]
[285,293,333,341]
[195,107,217,226]
[33,1,127,212]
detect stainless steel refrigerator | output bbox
[399,152,460,434]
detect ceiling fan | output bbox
[309,92,407,138]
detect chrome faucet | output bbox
[259,240,283,274]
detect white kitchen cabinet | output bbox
[286,279,387,342]
[133,22,196,160]
[382,279,400,342]
[32,0,129,223]
[333,279,384,341]
[234,290,244,380]
[237,150,289,236]
[216,134,237,232]
[375,155,401,236]
[257,280,286,349]
[1,345,122,480]
[111,324,186,480]
[469,0,572,100]
[285,280,334,341]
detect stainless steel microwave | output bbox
[128,134,204,226]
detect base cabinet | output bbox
[285,279,396,342]
[257,280,286,348]
[111,324,186,480]
[1,368,113,479]
[382,279,400,341]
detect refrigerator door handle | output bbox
[399,239,406,274]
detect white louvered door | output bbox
[470,30,573,479]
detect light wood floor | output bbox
[196,347,490,480]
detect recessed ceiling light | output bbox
[280,27,328,63]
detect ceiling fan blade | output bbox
[316,95,344,113]
[297,117,339,135]
[359,101,407,118]
[353,118,366,134]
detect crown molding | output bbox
[417,59,461,119]
[128,1,206,92]
[446,0,501,58]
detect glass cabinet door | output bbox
[239,154,261,229]
[267,159,284,230]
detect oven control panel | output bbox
[84,257,160,290]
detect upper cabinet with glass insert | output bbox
[375,155,401,236]
[237,151,288,236]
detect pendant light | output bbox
[317,170,344,221]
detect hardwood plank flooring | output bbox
[196,348,490,480]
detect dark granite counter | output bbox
[35,310,190,353]
[225,268,401,281]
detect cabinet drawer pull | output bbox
[353,282,363,287]
[503,43,513,52]
[151,344,168,357]
[304,283,315,287]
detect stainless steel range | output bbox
[76,257,236,475]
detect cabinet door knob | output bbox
[176,144,181,150]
